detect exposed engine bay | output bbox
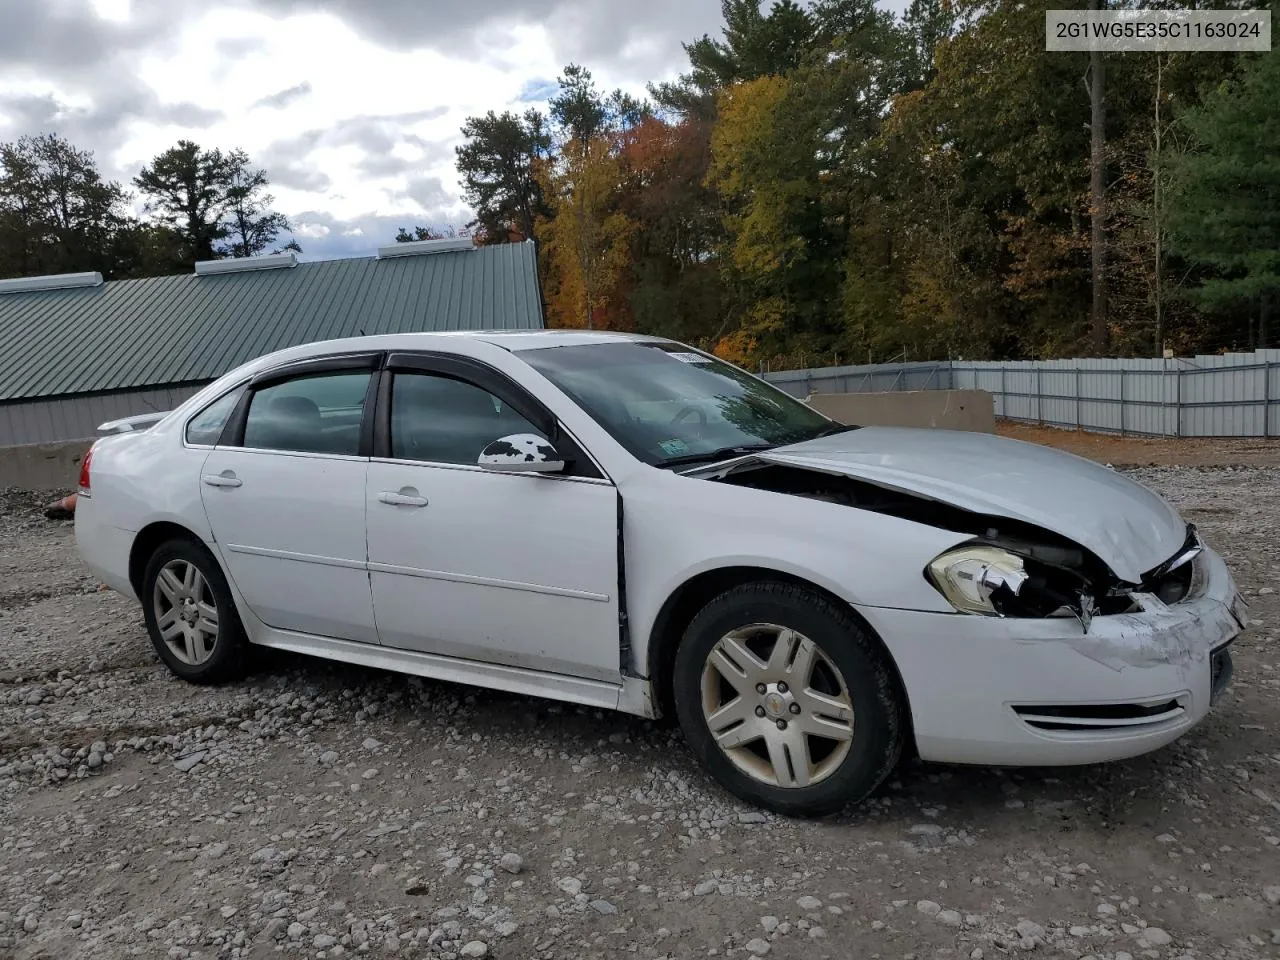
[711,463,1199,628]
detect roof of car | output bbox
[472,330,669,350]
[203,329,679,383]
[268,329,670,358]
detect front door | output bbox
[199,360,378,644]
[365,358,621,682]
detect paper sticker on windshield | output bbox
[659,438,689,456]
[667,351,712,364]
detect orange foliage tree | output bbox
[535,137,635,330]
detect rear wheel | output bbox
[142,539,247,683]
[672,581,904,817]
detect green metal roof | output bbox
[0,242,544,402]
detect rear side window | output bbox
[241,371,371,456]
[185,388,244,446]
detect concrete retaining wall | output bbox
[0,438,93,492]
[806,390,996,433]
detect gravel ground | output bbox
[1,463,1278,960]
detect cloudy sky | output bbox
[0,0,899,261]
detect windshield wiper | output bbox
[660,444,775,469]
[812,422,860,438]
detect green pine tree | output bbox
[1166,50,1280,342]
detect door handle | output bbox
[378,488,428,507]
[202,472,242,488]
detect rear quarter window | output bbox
[185,387,244,446]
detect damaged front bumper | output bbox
[857,546,1246,767]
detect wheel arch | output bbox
[644,565,917,754]
[128,521,213,599]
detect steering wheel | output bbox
[671,405,708,427]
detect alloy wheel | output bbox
[700,623,854,788]
[153,558,219,666]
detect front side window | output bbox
[241,371,371,455]
[521,342,842,467]
[185,386,244,446]
[390,372,546,465]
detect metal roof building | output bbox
[0,239,545,446]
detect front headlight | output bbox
[926,545,1031,616]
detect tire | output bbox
[672,581,904,817]
[141,538,248,684]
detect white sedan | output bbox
[75,331,1245,815]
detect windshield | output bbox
[520,341,843,467]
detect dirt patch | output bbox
[996,420,1280,467]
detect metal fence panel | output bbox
[765,361,952,399]
[763,350,1280,438]
[1270,363,1280,437]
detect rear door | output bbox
[198,353,380,644]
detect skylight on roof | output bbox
[376,236,474,260]
[0,272,104,295]
[194,253,299,277]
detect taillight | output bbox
[78,445,95,495]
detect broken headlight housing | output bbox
[927,545,1029,616]
[926,544,1085,618]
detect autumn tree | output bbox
[703,0,912,365]
[220,156,300,258]
[877,91,1010,360]
[462,0,1254,363]
[393,225,470,242]
[898,0,956,86]
[537,136,635,330]
[531,65,657,330]
[109,220,188,278]
[707,75,826,359]
[135,142,296,265]
[616,116,726,344]
[870,0,1098,359]
[651,0,816,115]
[134,141,234,263]
[455,110,551,241]
[0,134,132,278]
[550,65,610,143]
[396,226,440,242]
[1096,42,1243,355]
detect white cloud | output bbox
[293,221,330,239]
[12,1,930,260]
[87,0,132,22]
[104,4,592,255]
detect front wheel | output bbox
[141,538,247,684]
[672,581,905,817]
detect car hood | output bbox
[702,427,1187,584]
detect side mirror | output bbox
[477,433,566,474]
